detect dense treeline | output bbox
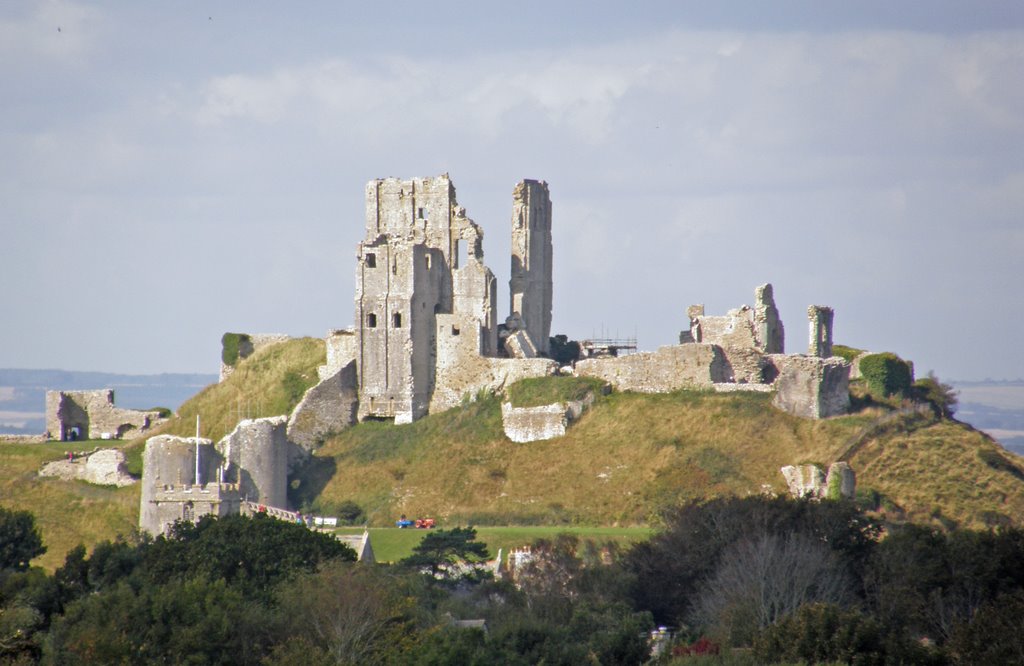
[2,498,1024,665]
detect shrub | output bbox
[753,603,888,665]
[912,372,958,418]
[858,353,913,398]
[548,334,582,365]
[220,332,251,366]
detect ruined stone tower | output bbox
[808,305,834,357]
[355,175,498,423]
[509,180,553,356]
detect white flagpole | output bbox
[195,414,201,486]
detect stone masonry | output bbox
[577,283,850,419]
[807,306,834,357]
[354,175,554,423]
[45,389,164,441]
[509,180,553,356]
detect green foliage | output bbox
[864,524,1024,645]
[401,527,490,580]
[913,372,959,418]
[858,352,913,398]
[505,375,605,408]
[332,500,365,525]
[947,590,1024,665]
[281,369,314,404]
[220,332,251,366]
[831,344,864,362]
[624,496,880,628]
[144,513,356,594]
[0,508,46,572]
[548,334,581,365]
[753,603,890,665]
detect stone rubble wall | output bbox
[287,361,358,452]
[431,313,557,413]
[502,402,570,442]
[38,448,135,487]
[501,393,593,443]
[719,346,775,384]
[45,389,164,441]
[770,354,850,419]
[575,344,729,393]
[781,462,855,500]
[319,328,357,381]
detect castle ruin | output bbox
[140,173,854,532]
[45,389,165,441]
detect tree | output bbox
[271,563,419,665]
[0,508,45,572]
[141,513,355,594]
[548,335,581,365]
[753,603,897,666]
[401,528,489,580]
[690,532,857,646]
[624,496,879,627]
[913,372,958,418]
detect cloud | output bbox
[4,21,1024,377]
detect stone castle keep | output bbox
[138,174,853,534]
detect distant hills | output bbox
[952,380,1024,455]
[0,368,217,435]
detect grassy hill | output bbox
[301,387,1024,530]
[5,338,1024,570]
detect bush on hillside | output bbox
[912,372,958,418]
[221,332,252,366]
[859,352,913,398]
[549,334,582,365]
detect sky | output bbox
[2,1,1022,381]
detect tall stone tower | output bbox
[509,180,553,356]
[355,175,497,423]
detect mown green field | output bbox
[331,525,655,563]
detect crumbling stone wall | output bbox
[681,284,784,354]
[288,362,358,451]
[501,393,592,443]
[45,389,163,441]
[576,344,729,393]
[771,355,850,419]
[220,333,292,382]
[781,462,855,500]
[430,313,556,413]
[319,328,357,381]
[217,416,289,509]
[509,180,552,356]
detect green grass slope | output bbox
[130,337,325,445]
[0,440,139,571]
[301,385,1024,530]
[7,353,1024,570]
